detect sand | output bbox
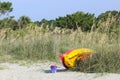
[0,61,120,80]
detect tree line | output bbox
[0,1,120,33]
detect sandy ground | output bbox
[0,61,120,80]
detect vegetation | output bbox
[0,1,120,73]
[0,25,120,73]
[0,1,13,15]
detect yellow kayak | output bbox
[59,48,93,68]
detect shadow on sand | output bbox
[44,68,68,73]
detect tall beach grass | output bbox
[0,25,120,73]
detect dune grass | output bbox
[0,26,120,73]
[74,49,120,73]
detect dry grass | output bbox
[0,24,120,73]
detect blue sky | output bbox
[1,0,120,21]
